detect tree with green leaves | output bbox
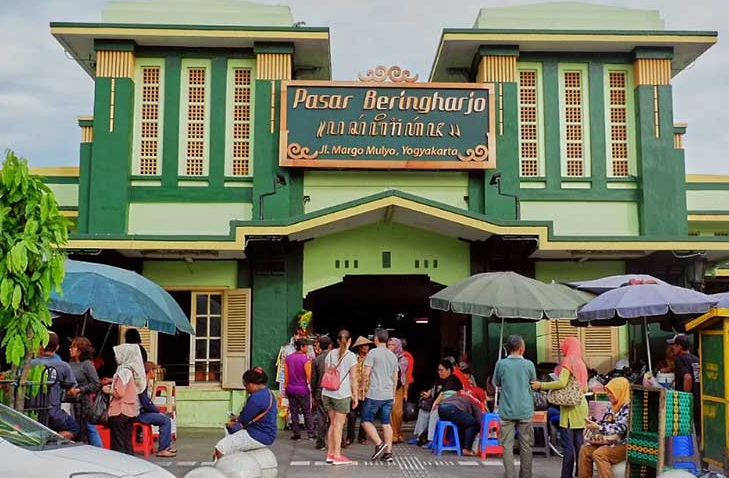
[0,150,69,411]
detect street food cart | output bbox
[685,299,729,471]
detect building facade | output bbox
[40,1,729,426]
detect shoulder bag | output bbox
[88,391,110,425]
[546,375,583,407]
[241,390,274,429]
[321,351,351,391]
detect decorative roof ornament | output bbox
[358,65,419,83]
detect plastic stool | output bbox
[132,422,155,457]
[432,420,461,456]
[667,434,700,472]
[479,412,503,458]
[95,425,111,450]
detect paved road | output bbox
[147,428,564,477]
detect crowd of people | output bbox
[27,329,177,458]
[27,324,701,475]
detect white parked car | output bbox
[0,403,174,477]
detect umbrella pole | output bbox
[81,313,88,337]
[643,317,653,373]
[99,323,113,356]
[555,320,561,361]
[495,317,505,411]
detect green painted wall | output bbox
[303,171,469,212]
[302,222,470,295]
[128,202,252,235]
[78,143,92,233]
[251,242,303,381]
[143,260,238,288]
[635,83,687,235]
[88,77,134,234]
[687,190,729,212]
[175,388,246,427]
[521,201,639,235]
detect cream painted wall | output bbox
[47,183,78,207]
[128,202,252,235]
[686,190,729,211]
[521,201,639,236]
[303,171,469,213]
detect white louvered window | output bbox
[549,319,619,372]
[605,69,634,177]
[179,60,210,177]
[518,68,541,177]
[560,67,590,177]
[132,60,164,176]
[222,289,251,389]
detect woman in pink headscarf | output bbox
[532,337,588,478]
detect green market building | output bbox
[39,1,729,426]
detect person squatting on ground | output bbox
[68,336,102,447]
[532,336,589,478]
[215,367,277,458]
[108,344,146,455]
[30,332,80,440]
[494,335,536,478]
[310,335,332,450]
[361,328,399,463]
[322,330,359,465]
[284,338,316,440]
[578,377,630,478]
[387,337,409,444]
[138,361,177,457]
[346,336,373,446]
[437,390,483,456]
[414,359,463,447]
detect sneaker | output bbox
[326,454,334,464]
[420,441,432,449]
[371,442,386,460]
[382,452,394,463]
[316,440,326,450]
[407,438,419,445]
[332,455,353,465]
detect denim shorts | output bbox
[361,398,394,425]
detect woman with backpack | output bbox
[321,329,359,465]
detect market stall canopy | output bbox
[49,259,194,335]
[430,271,586,320]
[569,274,667,294]
[686,291,729,332]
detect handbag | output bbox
[546,375,583,406]
[532,390,548,411]
[403,401,418,422]
[583,427,620,446]
[89,391,109,425]
[321,351,350,391]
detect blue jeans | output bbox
[86,423,103,447]
[560,427,584,478]
[437,403,480,450]
[361,398,393,425]
[139,412,172,451]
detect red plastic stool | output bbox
[132,422,154,457]
[95,425,111,450]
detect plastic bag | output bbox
[89,392,109,425]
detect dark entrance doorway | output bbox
[304,274,464,394]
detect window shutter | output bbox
[118,326,157,363]
[518,69,540,177]
[549,319,579,363]
[581,327,618,372]
[222,288,251,389]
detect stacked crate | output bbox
[626,386,665,478]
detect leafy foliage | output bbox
[0,150,69,365]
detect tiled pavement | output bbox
[147,428,564,477]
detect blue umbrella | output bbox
[569,274,667,294]
[577,281,717,371]
[49,259,194,335]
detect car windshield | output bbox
[0,403,73,449]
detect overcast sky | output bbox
[0,0,726,174]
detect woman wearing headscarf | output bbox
[387,337,409,444]
[108,344,146,455]
[578,377,630,478]
[532,337,588,478]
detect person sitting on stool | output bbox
[138,362,177,457]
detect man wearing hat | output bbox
[346,336,374,445]
[667,334,701,436]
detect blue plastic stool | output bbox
[432,420,461,457]
[669,435,699,473]
[479,412,503,458]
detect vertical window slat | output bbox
[607,70,630,177]
[518,69,540,177]
[133,62,163,175]
[562,70,585,177]
[231,68,252,176]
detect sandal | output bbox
[156,448,177,457]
